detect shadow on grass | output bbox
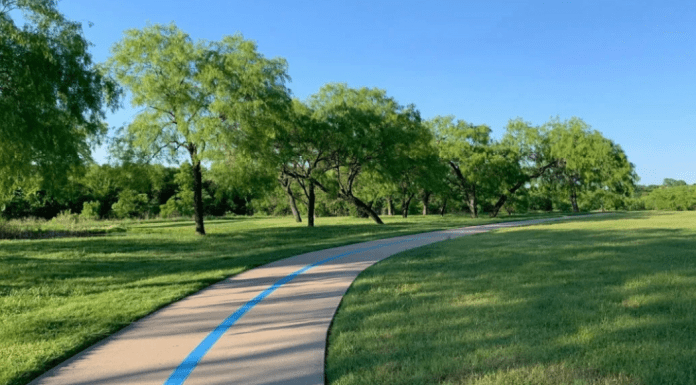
[327,219,696,385]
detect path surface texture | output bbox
[30,215,601,385]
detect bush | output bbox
[626,198,646,211]
[52,210,79,226]
[80,201,101,220]
[642,185,696,211]
[112,189,149,219]
[159,191,194,218]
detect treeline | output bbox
[0,163,251,220]
[632,179,696,211]
[2,5,640,234]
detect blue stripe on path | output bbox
[164,237,423,385]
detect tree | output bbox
[104,23,290,234]
[546,117,637,212]
[427,116,494,218]
[383,124,445,218]
[309,84,423,224]
[0,0,119,202]
[274,100,335,227]
[487,118,561,218]
[663,178,687,187]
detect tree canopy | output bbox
[0,0,118,203]
[308,83,424,224]
[547,117,637,212]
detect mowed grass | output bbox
[0,212,566,385]
[326,212,696,385]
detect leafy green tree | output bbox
[104,23,289,234]
[547,117,637,212]
[382,124,445,218]
[427,116,495,218]
[309,84,423,224]
[210,147,278,215]
[0,0,119,202]
[273,99,336,226]
[487,119,561,217]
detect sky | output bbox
[52,0,696,186]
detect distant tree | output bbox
[105,23,290,234]
[488,119,561,217]
[642,185,696,211]
[546,117,637,212]
[386,126,446,218]
[273,100,335,227]
[663,178,687,187]
[209,148,278,216]
[427,116,495,218]
[309,84,423,224]
[0,0,119,202]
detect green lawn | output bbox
[326,211,696,385]
[0,212,566,385]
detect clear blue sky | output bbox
[58,0,695,186]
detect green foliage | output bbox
[306,83,426,223]
[427,115,502,217]
[160,190,195,218]
[111,189,149,219]
[104,22,290,165]
[51,209,79,226]
[80,201,100,220]
[663,178,688,187]
[105,23,290,234]
[0,0,119,201]
[546,117,637,211]
[642,185,696,211]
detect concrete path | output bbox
[29,215,601,385]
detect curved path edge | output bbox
[29,214,608,385]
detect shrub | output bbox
[80,201,101,220]
[52,210,79,226]
[159,191,194,218]
[112,189,149,219]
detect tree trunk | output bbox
[307,180,315,227]
[489,195,506,218]
[449,161,477,218]
[466,187,478,218]
[402,195,413,218]
[490,160,560,218]
[570,186,579,213]
[284,183,302,223]
[349,195,384,224]
[387,196,394,216]
[440,197,448,216]
[422,191,431,215]
[191,160,206,235]
[490,180,527,218]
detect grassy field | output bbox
[326,212,696,385]
[0,212,568,385]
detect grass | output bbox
[0,215,130,240]
[0,212,568,385]
[325,211,696,385]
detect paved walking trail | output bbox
[30,215,601,385]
